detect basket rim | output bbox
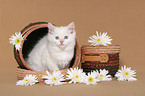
[14,22,81,71]
[81,45,120,54]
[81,45,120,48]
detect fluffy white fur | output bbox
[25,22,76,71]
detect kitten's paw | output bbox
[58,60,69,67]
[62,61,68,65]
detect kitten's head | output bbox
[47,22,76,48]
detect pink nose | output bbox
[60,40,64,45]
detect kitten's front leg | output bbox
[41,54,59,71]
[46,59,59,71]
[58,60,70,69]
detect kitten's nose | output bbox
[60,40,64,45]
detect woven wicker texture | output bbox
[15,22,81,82]
[81,45,120,77]
[16,67,71,82]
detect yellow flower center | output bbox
[99,74,103,77]
[88,77,93,82]
[25,79,29,82]
[53,77,57,81]
[97,38,101,42]
[75,75,79,79]
[16,38,21,43]
[125,72,129,76]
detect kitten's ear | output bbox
[48,23,55,33]
[67,22,75,34]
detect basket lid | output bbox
[81,45,120,54]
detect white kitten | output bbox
[25,22,76,71]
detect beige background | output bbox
[0,0,145,96]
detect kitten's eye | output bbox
[55,36,59,40]
[64,36,68,39]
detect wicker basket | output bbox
[15,22,81,82]
[81,45,120,77]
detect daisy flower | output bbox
[42,71,66,86]
[93,69,112,81]
[16,74,39,86]
[9,32,23,51]
[66,67,86,84]
[115,65,137,81]
[88,31,112,46]
[83,72,100,85]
